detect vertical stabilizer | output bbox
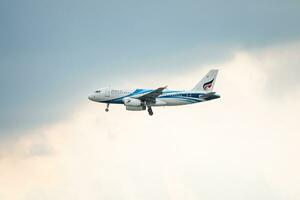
[192,69,218,92]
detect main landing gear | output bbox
[147,106,153,116]
[105,103,109,112]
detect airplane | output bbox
[88,69,220,116]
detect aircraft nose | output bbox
[88,94,95,101]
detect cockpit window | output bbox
[95,90,101,93]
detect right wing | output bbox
[137,86,167,104]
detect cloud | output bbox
[230,41,300,98]
[0,41,300,200]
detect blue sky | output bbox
[0,0,300,130]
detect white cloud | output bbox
[0,41,300,200]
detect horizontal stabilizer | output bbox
[200,92,220,101]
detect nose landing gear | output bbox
[147,106,153,116]
[105,103,110,112]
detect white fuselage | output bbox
[88,69,220,115]
[88,87,220,107]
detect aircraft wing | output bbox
[137,86,167,103]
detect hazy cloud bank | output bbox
[0,41,300,200]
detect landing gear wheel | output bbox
[105,104,110,112]
[147,106,153,116]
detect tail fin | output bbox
[192,69,218,92]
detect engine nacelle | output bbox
[122,97,142,106]
[126,105,146,111]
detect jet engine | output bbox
[125,105,146,111]
[123,97,146,111]
[123,97,142,106]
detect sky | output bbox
[0,0,300,200]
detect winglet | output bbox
[158,85,168,90]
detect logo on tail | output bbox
[203,79,214,90]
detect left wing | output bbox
[137,86,167,104]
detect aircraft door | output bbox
[105,88,110,97]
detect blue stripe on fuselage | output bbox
[102,89,153,104]
[102,89,205,104]
[159,96,202,103]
